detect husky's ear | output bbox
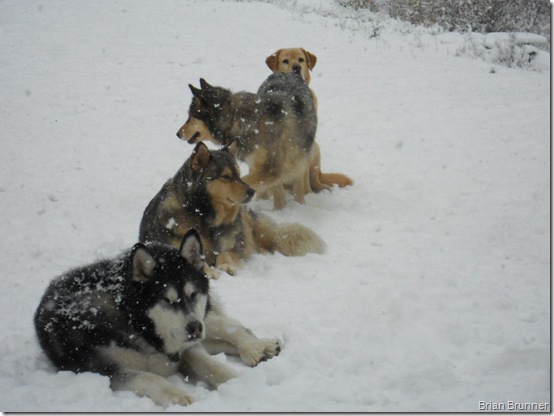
[199,78,213,91]
[303,49,317,70]
[189,84,203,98]
[265,49,281,71]
[180,229,204,271]
[190,142,212,172]
[224,139,239,159]
[131,243,157,282]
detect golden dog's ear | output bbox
[190,142,212,172]
[265,49,281,71]
[303,49,317,70]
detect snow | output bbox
[0,0,550,412]
[484,32,548,48]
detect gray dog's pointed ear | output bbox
[190,142,212,172]
[199,78,213,90]
[131,243,156,282]
[189,84,202,98]
[180,229,205,271]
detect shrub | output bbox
[339,0,551,38]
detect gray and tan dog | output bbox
[139,142,325,277]
[177,72,317,210]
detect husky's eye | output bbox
[189,292,198,301]
[221,174,233,181]
[282,59,289,65]
[163,296,180,305]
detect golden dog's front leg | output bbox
[308,143,331,193]
[291,177,306,205]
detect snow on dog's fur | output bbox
[34,230,280,407]
[140,142,326,276]
[177,73,317,210]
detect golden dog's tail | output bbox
[309,170,353,193]
[308,143,353,192]
[319,172,353,188]
[253,214,326,256]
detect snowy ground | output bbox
[0,0,550,412]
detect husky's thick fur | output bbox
[34,230,281,407]
[265,48,353,194]
[176,72,317,210]
[139,142,325,276]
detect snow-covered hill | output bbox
[0,0,550,412]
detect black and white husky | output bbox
[34,230,280,407]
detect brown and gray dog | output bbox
[176,71,320,210]
[140,142,325,276]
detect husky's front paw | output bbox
[260,338,281,359]
[153,385,194,408]
[239,338,282,367]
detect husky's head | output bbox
[184,142,255,225]
[177,78,230,145]
[129,230,210,360]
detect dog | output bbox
[265,47,318,104]
[139,141,325,277]
[265,48,353,194]
[34,230,282,408]
[176,72,317,210]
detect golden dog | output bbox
[266,48,353,194]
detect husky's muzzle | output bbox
[166,321,204,362]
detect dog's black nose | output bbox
[245,187,255,202]
[186,321,203,339]
[292,64,301,74]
